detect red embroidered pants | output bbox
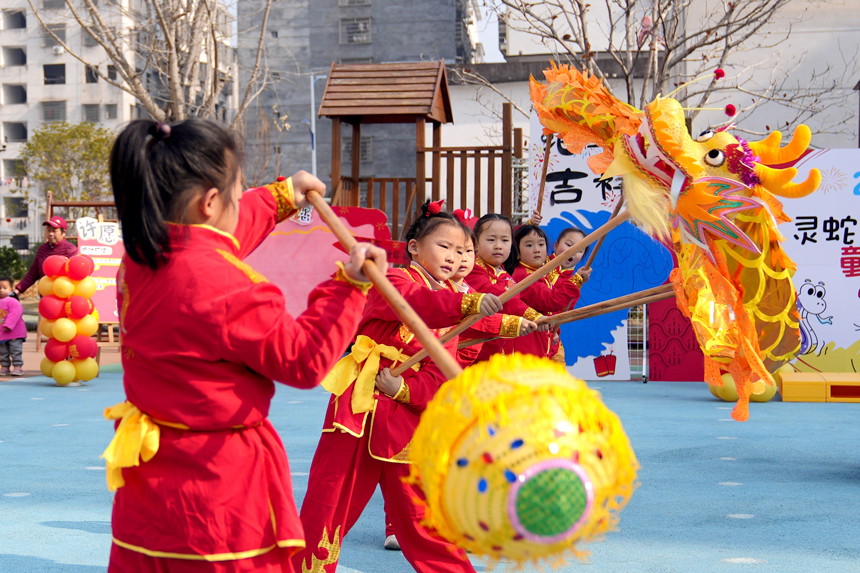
[292,429,475,573]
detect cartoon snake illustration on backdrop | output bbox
[796,279,833,355]
[531,63,821,421]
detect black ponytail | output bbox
[110,118,241,270]
[403,199,461,260]
[473,213,518,275]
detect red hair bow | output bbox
[452,208,472,223]
[426,199,445,216]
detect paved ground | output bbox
[1,371,859,573]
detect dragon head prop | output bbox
[531,63,821,421]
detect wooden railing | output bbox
[419,104,522,218]
[333,176,417,240]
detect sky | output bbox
[478,4,506,63]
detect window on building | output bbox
[343,136,373,163]
[42,101,67,122]
[85,66,98,83]
[2,10,27,29]
[83,104,100,122]
[339,18,371,44]
[83,29,99,47]
[6,198,28,218]
[270,30,278,38]
[43,24,66,47]
[339,0,371,5]
[3,122,27,142]
[105,104,118,119]
[44,64,66,85]
[43,0,66,8]
[498,17,507,52]
[339,57,373,64]
[3,160,26,185]
[107,65,117,81]
[1,48,26,66]
[2,85,26,105]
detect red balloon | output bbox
[44,339,70,362]
[42,255,68,278]
[38,295,67,320]
[65,256,92,281]
[69,335,98,360]
[65,296,94,320]
[81,254,96,275]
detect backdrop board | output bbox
[529,111,673,380]
[75,217,124,323]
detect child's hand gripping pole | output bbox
[391,209,632,376]
[305,190,464,380]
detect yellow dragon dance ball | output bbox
[409,353,639,566]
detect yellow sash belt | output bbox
[322,335,417,414]
[101,401,165,492]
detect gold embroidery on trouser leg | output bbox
[302,526,341,573]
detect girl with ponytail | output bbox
[103,118,388,572]
[294,199,502,573]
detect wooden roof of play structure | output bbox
[318,61,453,124]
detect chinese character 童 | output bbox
[841,245,860,278]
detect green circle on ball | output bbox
[515,468,588,537]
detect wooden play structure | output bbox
[318,61,523,239]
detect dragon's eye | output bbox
[696,129,715,143]
[704,149,726,167]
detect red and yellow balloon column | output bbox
[37,254,100,386]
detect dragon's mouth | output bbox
[623,122,681,189]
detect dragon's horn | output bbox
[748,125,811,165]
[754,164,821,199]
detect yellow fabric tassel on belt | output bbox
[322,335,416,414]
[101,401,161,492]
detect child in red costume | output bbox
[293,201,503,573]
[102,119,387,573]
[381,215,536,550]
[452,220,537,367]
[464,213,545,362]
[511,224,590,359]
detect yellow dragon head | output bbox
[531,65,822,258]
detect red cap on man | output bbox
[43,216,68,231]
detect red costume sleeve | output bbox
[398,363,447,412]
[512,265,581,314]
[467,263,541,321]
[234,179,298,259]
[221,276,367,390]
[363,269,481,328]
[456,344,481,368]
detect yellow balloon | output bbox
[52,317,77,343]
[750,382,778,402]
[40,357,56,377]
[72,357,99,382]
[39,319,56,339]
[52,360,76,386]
[708,373,740,402]
[38,276,55,297]
[52,276,76,299]
[75,314,99,337]
[74,277,97,298]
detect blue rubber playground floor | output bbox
[1,372,859,573]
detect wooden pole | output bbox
[306,190,463,381]
[535,135,553,218]
[391,209,631,376]
[543,288,675,328]
[457,284,675,349]
[580,193,624,271]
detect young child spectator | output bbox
[0,277,27,376]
